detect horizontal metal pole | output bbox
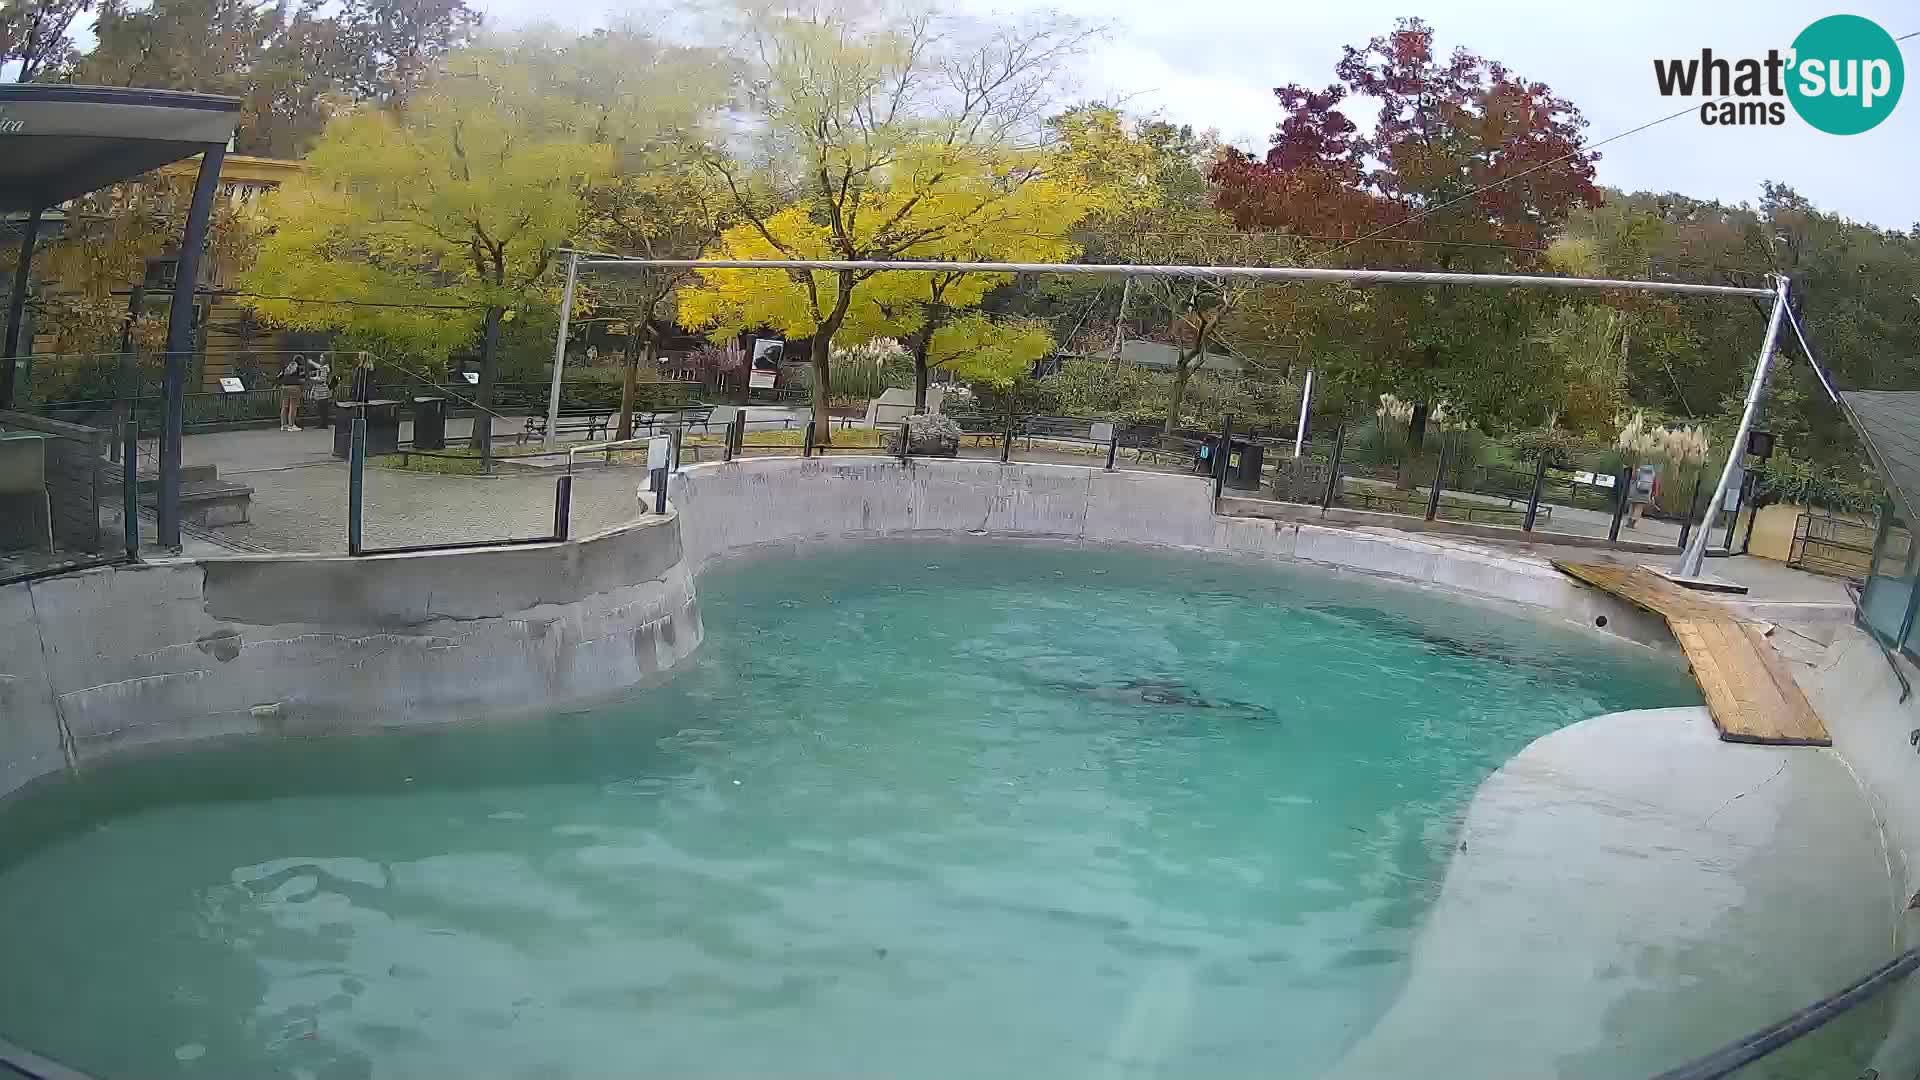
[565,254,1773,299]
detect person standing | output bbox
[308,354,332,427]
[277,353,307,432]
[348,351,376,404]
[1626,462,1661,529]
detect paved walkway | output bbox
[148,425,1832,613]
[158,419,653,554]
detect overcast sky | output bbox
[478,0,1918,230]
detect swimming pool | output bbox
[0,542,1699,1078]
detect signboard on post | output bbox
[1723,462,1745,513]
[749,339,782,390]
[1089,421,1114,444]
[647,435,672,514]
[462,371,479,385]
[218,376,245,394]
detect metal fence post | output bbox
[552,473,573,541]
[898,421,911,462]
[1739,478,1762,554]
[1321,422,1346,510]
[1105,432,1118,471]
[1609,467,1630,542]
[348,416,366,556]
[121,419,139,559]
[1211,414,1234,505]
[654,469,668,515]
[722,415,735,462]
[1523,455,1548,532]
[803,420,816,458]
[1425,438,1450,522]
[1677,471,1706,551]
[1001,420,1014,463]
[671,425,683,472]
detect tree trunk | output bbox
[911,324,933,413]
[616,324,643,442]
[809,332,833,443]
[1163,354,1195,433]
[809,270,855,445]
[910,304,946,412]
[470,303,504,457]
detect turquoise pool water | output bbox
[0,543,1699,1079]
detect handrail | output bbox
[566,435,656,472]
[1647,948,1920,1080]
[1845,580,1912,703]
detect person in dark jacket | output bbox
[277,354,307,431]
[348,352,376,403]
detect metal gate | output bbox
[1788,511,1884,579]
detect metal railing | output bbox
[1233,419,1752,554]
[1646,948,1920,1080]
[0,407,141,586]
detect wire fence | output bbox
[4,389,1772,582]
[1212,416,1752,555]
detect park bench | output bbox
[631,405,716,434]
[942,412,1004,446]
[1130,427,1202,468]
[521,409,611,445]
[1019,415,1094,447]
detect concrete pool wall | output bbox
[1793,631,1920,1077]
[1,454,1683,805]
[668,455,1673,644]
[0,454,1680,805]
[0,514,701,802]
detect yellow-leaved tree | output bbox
[244,37,613,456]
[676,1,1103,438]
[561,26,736,439]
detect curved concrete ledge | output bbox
[3,455,1673,806]
[1793,629,1920,1077]
[668,455,1675,647]
[1328,706,1896,1079]
[0,514,701,802]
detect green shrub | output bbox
[971,375,1059,422]
[486,372,695,413]
[1509,427,1580,468]
[25,354,161,403]
[1753,457,1876,513]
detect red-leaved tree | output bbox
[1215,18,1603,430]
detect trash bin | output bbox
[332,402,360,459]
[412,396,447,450]
[1226,438,1264,491]
[332,400,404,458]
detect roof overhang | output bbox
[1838,389,1920,523]
[0,85,241,212]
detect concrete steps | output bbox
[102,460,252,528]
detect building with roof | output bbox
[1846,390,1920,656]
[0,83,242,551]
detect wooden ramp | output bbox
[1552,561,1831,747]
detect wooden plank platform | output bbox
[1553,561,1831,747]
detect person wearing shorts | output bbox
[1626,463,1660,528]
[277,354,307,432]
